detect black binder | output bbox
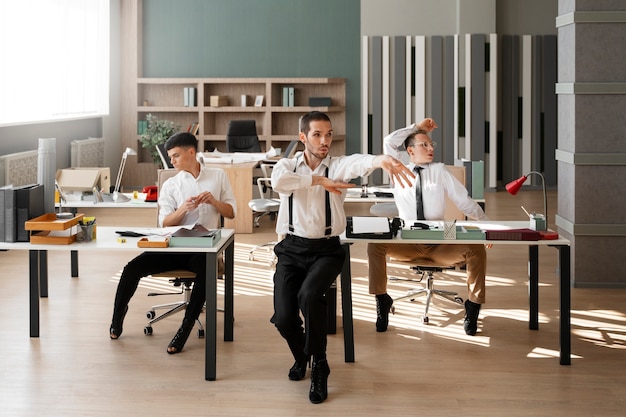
[15,184,45,242]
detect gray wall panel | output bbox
[442,36,455,165]
[431,36,443,163]
[501,35,514,184]
[543,35,558,186]
[470,34,486,161]
[532,36,543,174]
[371,37,383,184]
[393,36,406,131]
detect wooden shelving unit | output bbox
[135,77,345,154]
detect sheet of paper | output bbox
[351,216,390,234]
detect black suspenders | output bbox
[288,159,332,236]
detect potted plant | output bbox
[139,113,180,167]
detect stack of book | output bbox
[183,87,197,107]
[169,224,222,248]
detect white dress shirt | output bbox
[158,165,237,229]
[384,124,488,221]
[271,154,378,238]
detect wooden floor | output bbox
[3,190,626,416]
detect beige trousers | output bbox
[367,242,487,304]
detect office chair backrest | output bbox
[226,120,261,153]
[156,143,174,169]
[444,165,466,221]
[157,169,179,225]
[283,139,300,159]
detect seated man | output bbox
[109,132,236,354]
[368,119,489,335]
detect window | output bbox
[0,0,109,126]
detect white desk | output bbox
[4,226,235,381]
[337,221,572,366]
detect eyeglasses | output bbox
[409,141,437,150]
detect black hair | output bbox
[164,132,198,151]
[299,111,331,135]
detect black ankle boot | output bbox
[167,318,194,354]
[288,356,309,381]
[463,300,481,336]
[109,305,129,340]
[375,293,394,332]
[309,358,330,404]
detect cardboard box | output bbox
[210,95,228,107]
[56,167,111,192]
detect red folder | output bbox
[483,228,541,241]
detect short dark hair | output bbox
[164,132,197,151]
[300,111,331,135]
[403,129,429,150]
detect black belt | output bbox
[286,234,339,244]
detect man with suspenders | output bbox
[269,111,415,404]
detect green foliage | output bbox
[139,114,179,166]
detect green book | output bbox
[168,225,221,248]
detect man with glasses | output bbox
[368,120,489,335]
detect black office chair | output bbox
[225,120,261,153]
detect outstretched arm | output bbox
[373,154,415,188]
[311,176,356,195]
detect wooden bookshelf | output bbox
[135,77,345,153]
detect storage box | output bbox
[308,97,332,107]
[401,226,485,240]
[209,95,229,107]
[56,167,111,192]
[137,237,169,248]
[25,213,84,244]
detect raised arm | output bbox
[382,118,439,158]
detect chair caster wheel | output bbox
[198,329,205,338]
[454,296,464,305]
[423,316,429,324]
[249,254,254,261]
[146,310,156,319]
[144,326,153,335]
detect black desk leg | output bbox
[39,250,48,298]
[224,240,235,342]
[205,252,218,381]
[557,245,571,365]
[341,243,354,363]
[528,245,539,330]
[29,250,40,337]
[204,236,235,381]
[71,250,79,277]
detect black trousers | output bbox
[113,252,207,323]
[271,234,345,360]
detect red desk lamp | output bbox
[505,171,547,231]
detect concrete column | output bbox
[556,1,626,287]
